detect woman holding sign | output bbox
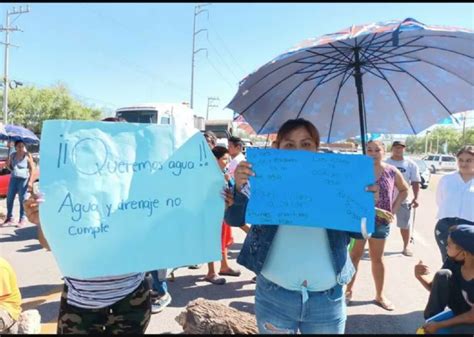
[345,140,409,311]
[225,118,379,334]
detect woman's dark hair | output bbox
[204,131,217,147]
[456,145,474,158]
[212,146,229,160]
[275,118,320,149]
[228,136,243,148]
[14,140,25,147]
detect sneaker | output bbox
[151,293,172,314]
[402,248,413,257]
[2,218,15,227]
[17,218,27,228]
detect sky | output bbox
[1,2,474,125]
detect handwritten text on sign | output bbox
[246,148,375,233]
[40,120,225,278]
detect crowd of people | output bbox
[0,118,473,334]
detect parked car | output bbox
[412,158,431,189]
[422,154,457,173]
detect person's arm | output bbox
[5,153,12,171]
[26,153,35,190]
[224,186,249,227]
[24,194,51,251]
[410,182,420,208]
[414,260,432,291]
[392,168,409,214]
[423,308,474,334]
[409,162,421,208]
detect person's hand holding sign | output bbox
[234,161,255,191]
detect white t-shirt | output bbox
[228,152,246,178]
[385,157,420,204]
[436,171,474,222]
[385,157,421,184]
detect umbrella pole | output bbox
[353,47,367,155]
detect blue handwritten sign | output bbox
[246,148,375,234]
[39,120,225,278]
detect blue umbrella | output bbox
[227,18,474,153]
[0,124,40,144]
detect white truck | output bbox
[115,102,205,146]
[422,154,457,173]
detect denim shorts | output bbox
[351,223,390,240]
[255,274,346,334]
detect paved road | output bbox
[0,173,446,334]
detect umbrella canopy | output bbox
[0,124,40,144]
[227,18,474,153]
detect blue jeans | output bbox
[149,269,168,297]
[255,275,346,334]
[6,176,28,221]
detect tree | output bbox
[405,126,474,154]
[2,83,103,134]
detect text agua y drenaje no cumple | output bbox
[55,137,211,239]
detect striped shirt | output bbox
[64,272,145,309]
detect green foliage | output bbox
[2,83,103,134]
[405,126,474,154]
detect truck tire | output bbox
[430,165,436,174]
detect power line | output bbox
[207,18,247,75]
[206,57,235,89]
[207,36,240,81]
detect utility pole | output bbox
[190,3,209,109]
[424,131,431,154]
[1,5,30,125]
[462,110,467,146]
[206,96,219,120]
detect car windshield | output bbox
[116,110,158,123]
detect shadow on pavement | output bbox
[0,225,38,243]
[167,275,255,308]
[20,284,63,300]
[17,243,43,253]
[346,310,424,334]
[34,301,59,325]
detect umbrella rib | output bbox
[362,59,418,134]
[234,50,346,98]
[296,66,351,118]
[327,43,353,63]
[326,68,355,143]
[305,49,352,64]
[308,67,352,85]
[368,54,456,119]
[256,57,350,134]
[364,46,427,61]
[367,51,474,86]
[362,64,411,74]
[297,63,348,76]
[366,43,474,59]
[360,36,424,62]
[360,31,393,48]
[232,61,323,118]
[363,33,474,46]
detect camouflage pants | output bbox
[56,280,151,334]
